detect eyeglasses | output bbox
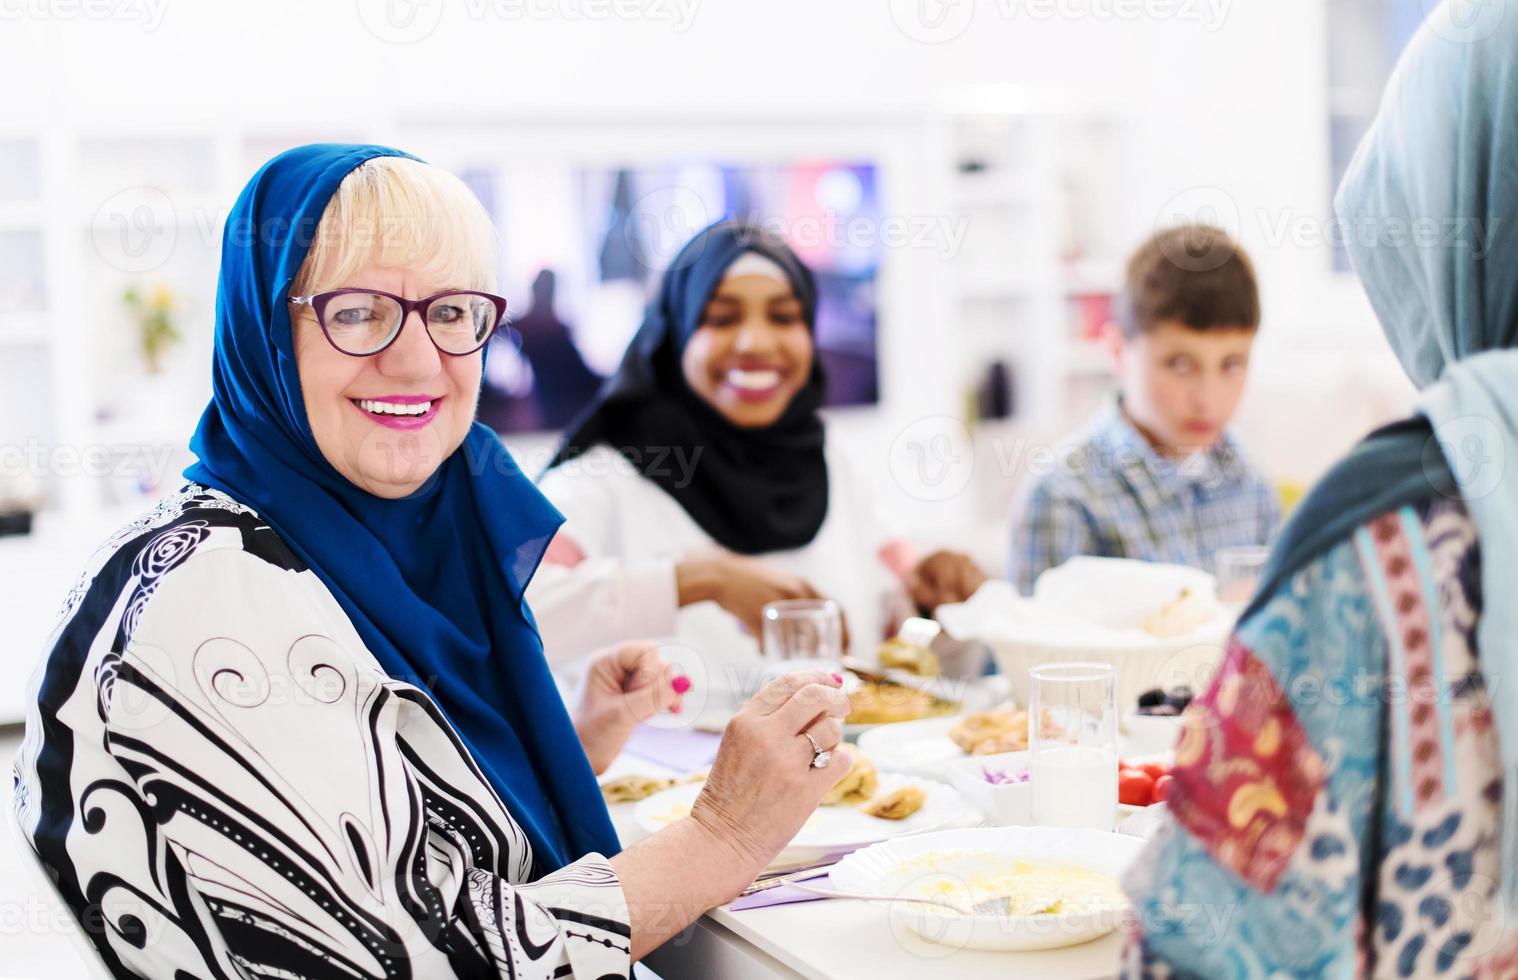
[289,288,508,357]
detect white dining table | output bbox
[604,752,1127,980]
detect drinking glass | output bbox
[1215,545,1272,606]
[1029,662,1118,830]
[760,599,844,663]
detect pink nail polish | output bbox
[671,675,692,695]
[831,673,843,684]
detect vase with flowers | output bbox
[122,283,182,374]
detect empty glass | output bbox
[760,599,844,663]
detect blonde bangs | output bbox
[293,156,498,296]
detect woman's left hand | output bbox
[907,550,988,615]
[573,641,684,775]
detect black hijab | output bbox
[548,218,829,555]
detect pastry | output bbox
[599,774,675,803]
[861,785,926,820]
[949,708,1029,755]
[876,637,941,677]
[967,729,1028,755]
[821,753,878,806]
[845,681,958,725]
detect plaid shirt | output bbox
[1009,400,1281,594]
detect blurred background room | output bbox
[0,0,1431,730]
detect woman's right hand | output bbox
[676,553,826,638]
[687,669,851,874]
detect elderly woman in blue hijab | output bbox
[1121,9,1518,977]
[12,145,852,978]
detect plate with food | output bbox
[633,755,966,855]
[860,707,1139,778]
[828,825,1142,951]
[837,621,971,736]
[855,707,1026,775]
[842,676,960,737]
[598,771,705,805]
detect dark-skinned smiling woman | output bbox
[532,220,987,699]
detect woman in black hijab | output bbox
[530,218,984,668]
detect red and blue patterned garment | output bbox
[1123,496,1517,979]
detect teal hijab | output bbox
[1257,2,1518,912]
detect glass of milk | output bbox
[1029,662,1118,830]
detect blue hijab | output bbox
[1253,5,1518,911]
[184,143,619,874]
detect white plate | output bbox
[828,826,1145,952]
[859,716,1139,778]
[633,772,966,859]
[854,716,967,772]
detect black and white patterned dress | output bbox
[12,484,632,979]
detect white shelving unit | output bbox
[0,119,383,521]
[0,119,382,724]
[940,95,1141,525]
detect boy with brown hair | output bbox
[1009,225,1280,593]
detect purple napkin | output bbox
[727,870,833,911]
[623,724,721,773]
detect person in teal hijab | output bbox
[1122,4,1518,975]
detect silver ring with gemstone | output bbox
[804,731,832,769]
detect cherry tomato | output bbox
[1139,761,1168,781]
[1118,769,1155,807]
[1153,774,1174,804]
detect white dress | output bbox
[12,483,631,979]
[529,443,903,688]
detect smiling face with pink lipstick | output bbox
[680,270,814,429]
[291,266,485,498]
[287,157,498,498]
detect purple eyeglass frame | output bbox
[289,287,509,357]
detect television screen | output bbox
[460,160,882,434]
